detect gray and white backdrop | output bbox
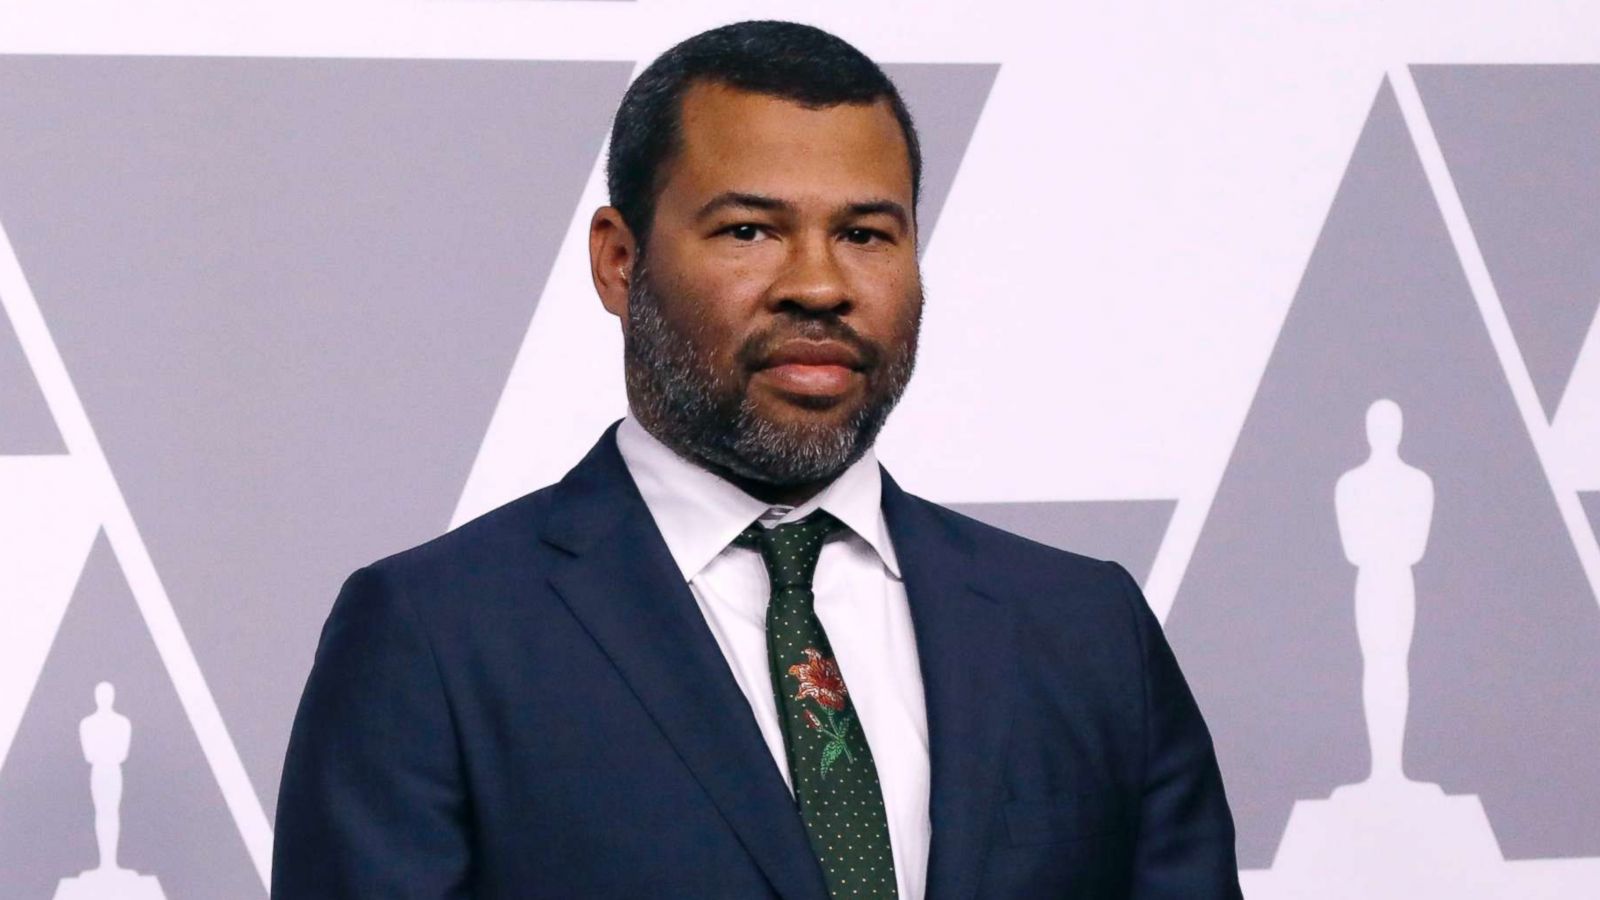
[1,1,1598,897]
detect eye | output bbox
[842,227,891,246]
[721,223,768,242]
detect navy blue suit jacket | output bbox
[272,424,1241,898]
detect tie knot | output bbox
[735,511,844,590]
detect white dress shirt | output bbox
[615,415,931,900]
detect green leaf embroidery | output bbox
[821,738,846,778]
[834,712,855,764]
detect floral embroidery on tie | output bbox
[789,647,856,778]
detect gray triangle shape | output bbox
[1164,79,1600,866]
[882,63,999,256]
[950,500,1175,586]
[0,293,64,454]
[1413,64,1600,419]
[1582,492,1600,544]
[0,56,634,819]
[0,534,262,896]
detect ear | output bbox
[589,206,637,324]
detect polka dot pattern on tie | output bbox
[735,512,898,898]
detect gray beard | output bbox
[622,261,918,488]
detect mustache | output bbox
[735,316,883,372]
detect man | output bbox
[272,20,1241,899]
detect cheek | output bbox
[860,269,922,335]
[693,260,770,311]
[655,270,755,366]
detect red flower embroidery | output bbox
[789,648,847,711]
[788,648,857,778]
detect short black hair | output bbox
[605,20,922,252]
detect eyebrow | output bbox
[694,191,789,220]
[693,191,911,232]
[844,199,911,232]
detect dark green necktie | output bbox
[736,512,898,898]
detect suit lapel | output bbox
[543,427,828,900]
[882,471,1018,900]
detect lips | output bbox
[755,340,864,399]
[759,340,864,370]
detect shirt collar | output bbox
[615,415,902,582]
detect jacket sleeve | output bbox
[272,565,472,899]
[1108,561,1244,900]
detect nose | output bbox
[767,233,852,316]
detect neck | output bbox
[628,414,846,508]
[713,465,830,507]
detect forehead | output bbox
[664,80,913,206]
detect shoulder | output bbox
[894,490,1143,618]
[353,424,637,602]
[896,490,1167,736]
[345,482,567,610]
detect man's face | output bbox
[621,81,923,488]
